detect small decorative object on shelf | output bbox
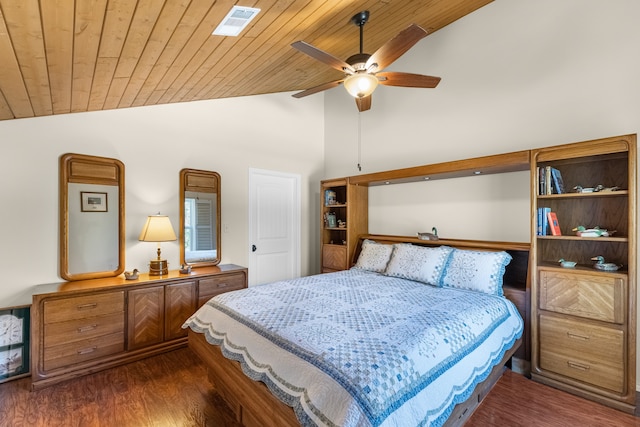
[179,264,192,274]
[337,219,346,228]
[325,212,337,228]
[572,225,613,237]
[558,259,577,268]
[124,269,139,280]
[591,255,622,271]
[324,190,337,206]
[594,184,620,192]
[417,227,439,240]
[572,185,595,193]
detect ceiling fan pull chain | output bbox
[357,113,362,171]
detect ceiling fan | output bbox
[291,10,441,112]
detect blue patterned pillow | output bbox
[384,244,453,286]
[353,239,393,273]
[441,249,512,296]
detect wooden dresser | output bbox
[31,264,247,389]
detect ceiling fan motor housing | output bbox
[346,53,372,72]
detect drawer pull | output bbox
[567,331,590,341]
[76,303,98,310]
[567,361,590,371]
[77,346,97,355]
[77,324,98,333]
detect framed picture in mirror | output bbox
[81,191,108,212]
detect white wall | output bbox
[324,0,640,387]
[0,93,324,306]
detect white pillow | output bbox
[441,249,512,296]
[353,239,393,273]
[384,244,453,286]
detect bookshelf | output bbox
[530,134,637,413]
[320,178,368,272]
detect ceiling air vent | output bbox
[212,6,261,36]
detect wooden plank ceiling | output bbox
[0,0,492,121]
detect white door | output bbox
[248,169,301,286]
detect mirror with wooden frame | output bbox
[60,153,125,281]
[180,169,221,268]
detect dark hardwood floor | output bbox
[1,348,638,426]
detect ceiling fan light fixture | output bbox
[343,73,378,98]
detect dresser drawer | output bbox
[539,270,625,323]
[198,273,246,306]
[44,312,124,348]
[44,292,125,323]
[43,332,125,371]
[539,314,624,392]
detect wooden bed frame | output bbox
[188,235,531,427]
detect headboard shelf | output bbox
[349,150,530,186]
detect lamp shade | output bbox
[138,215,177,242]
[343,73,379,98]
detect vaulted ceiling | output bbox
[0,0,491,121]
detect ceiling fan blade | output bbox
[365,24,428,72]
[355,95,372,112]
[291,41,355,73]
[292,79,344,98]
[377,71,441,88]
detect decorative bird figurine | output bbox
[417,227,439,241]
[558,259,576,268]
[573,225,612,237]
[124,269,139,280]
[591,256,621,271]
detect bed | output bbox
[184,235,529,427]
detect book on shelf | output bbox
[537,207,551,235]
[537,167,545,195]
[550,167,565,194]
[547,211,561,236]
[537,166,565,195]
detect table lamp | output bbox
[139,213,177,276]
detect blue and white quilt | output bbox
[183,269,523,427]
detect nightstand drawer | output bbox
[198,273,246,307]
[539,314,624,392]
[539,270,625,323]
[44,312,124,347]
[322,245,347,271]
[43,332,125,371]
[44,292,125,323]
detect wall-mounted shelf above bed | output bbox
[349,150,530,186]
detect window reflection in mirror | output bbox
[184,191,217,263]
[180,169,221,267]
